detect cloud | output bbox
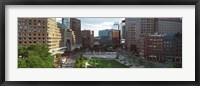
[81,22,115,36]
[56,18,124,37]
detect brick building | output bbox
[18,18,61,54]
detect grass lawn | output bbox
[89,57,129,68]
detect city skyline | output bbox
[18,17,182,68]
[57,18,124,37]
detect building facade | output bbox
[143,33,165,62]
[125,18,137,51]
[65,29,76,51]
[120,20,126,44]
[125,18,181,56]
[99,29,112,45]
[155,18,182,35]
[143,33,182,63]
[112,30,120,45]
[137,18,155,56]
[61,18,83,51]
[112,22,120,30]
[57,22,65,47]
[70,18,82,47]
[18,18,61,54]
[81,30,94,47]
[173,32,182,63]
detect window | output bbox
[18,34,22,36]
[19,26,22,29]
[28,26,32,29]
[24,26,27,29]
[18,18,22,21]
[33,30,37,32]
[29,34,31,36]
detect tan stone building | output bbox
[18,18,61,54]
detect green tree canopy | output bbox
[18,44,54,68]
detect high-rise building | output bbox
[143,32,182,63]
[120,20,126,44]
[57,22,65,47]
[125,18,155,52]
[143,33,165,62]
[99,29,120,45]
[174,32,182,63]
[112,30,120,45]
[99,29,112,45]
[62,18,82,49]
[70,18,82,47]
[94,37,100,45]
[112,22,120,30]
[62,18,70,29]
[58,18,70,51]
[18,18,61,54]
[65,29,76,51]
[137,18,155,55]
[81,30,94,47]
[125,18,137,51]
[155,18,182,35]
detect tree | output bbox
[18,46,28,58]
[18,58,27,68]
[27,44,51,60]
[18,44,54,68]
[75,56,87,68]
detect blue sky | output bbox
[56,18,124,37]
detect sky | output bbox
[56,18,124,37]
